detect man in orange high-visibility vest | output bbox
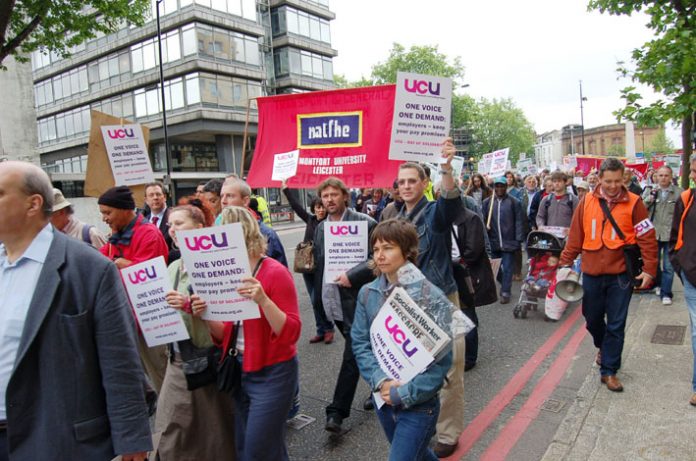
[669,154,696,407]
[561,158,657,393]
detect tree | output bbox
[607,144,626,156]
[0,0,150,66]
[588,0,696,188]
[467,98,536,165]
[648,127,675,154]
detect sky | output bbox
[330,0,682,146]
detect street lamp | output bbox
[579,80,587,156]
[156,0,174,202]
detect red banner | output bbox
[246,85,403,189]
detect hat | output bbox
[98,186,135,210]
[52,188,71,212]
[494,177,507,186]
[576,181,590,191]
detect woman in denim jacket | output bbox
[352,219,455,461]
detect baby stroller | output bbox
[513,231,565,319]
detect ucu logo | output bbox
[128,266,157,284]
[106,128,136,139]
[329,225,359,236]
[404,79,441,95]
[184,233,229,251]
[385,315,418,358]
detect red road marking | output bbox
[480,322,588,461]
[444,306,583,460]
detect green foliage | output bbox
[647,127,675,154]
[0,0,150,65]
[588,0,695,187]
[607,144,626,156]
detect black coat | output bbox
[452,201,498,308]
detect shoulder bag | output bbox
[293,241,315,274]
[598,199,644,280]
[216,257,265,393]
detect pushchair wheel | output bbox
[513,304,522,319]
[520,305,528,319]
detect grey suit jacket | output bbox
[5,231,152,460]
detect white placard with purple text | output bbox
[100,124,155,186]
[177,223,260,321]
[271,149,300,181]
[488,148,510,177]
[121,256,190,347]
[323,221,368,284]
[389,72,452,164]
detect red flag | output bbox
[246,85,403,189]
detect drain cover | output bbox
[540,398,565,413]
[286,414,315,430]
[651,325,686,345]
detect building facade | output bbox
[0,57,38,164]
[31,0,336,199]
[561,123,661,158]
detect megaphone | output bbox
[556,271,584,303]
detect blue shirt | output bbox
[0,224,54,420]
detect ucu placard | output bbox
[100,123,155,187]
[127,265,157,284]
[106,128,136,139]
[403,78,441,96]
[323,220,368,284]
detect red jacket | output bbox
[99,215,169,265]
[220,257,301,373]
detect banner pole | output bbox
[240,98,254,178]
[486,197,495,230]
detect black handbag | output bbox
[216,257,265,393]
[599,199,644,280]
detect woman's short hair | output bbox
[309,196,323,214]
[219,206,267,258]
[169,204,207,228]
[369,219,419,274]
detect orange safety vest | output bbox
[582,192,639,250]
[675,189,695,250]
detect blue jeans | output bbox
[492,250,515,296]
[681,272,696,392]
[658,241,674,299]
[376,397,440,461]
[582,273,633,376]
[234,357,298,461]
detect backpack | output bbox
[543,195,575,226]
[81,225,93,244]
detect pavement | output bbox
[542,285,696,461]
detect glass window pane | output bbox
[218,76,233,106]
[313,55,323,78]
[213,29,229,59]
[195,0,211,6]
[146,88,160,115]
[310,17,321,41]
[181,0,193,6]
[53,77,63,100]
[182,25,197,56]
[143,41,156,70]
[229,0,242,16]
[211,0,226,12]
[122,94,134,118]
[186,75,201,104]
[197,26,213,56]
[323,58,333,80]
[200,76,217,104]
[135,91,147,117]
[47,118,56,140]
[289,49,300,74]
[108,57,119,78]
[88,62,99,84]
[301,52,311,76]
[119,51,131,74]
[169,79,184,109]
[56,116,66,138]
[81,109,90,133]
[99,60,109,81]
[287,9,298,34]
[231,35,244,61]
[131,46,143,73]
[298,13,309,36]
[166,31,181,62]
[320,21,331,43]
[65,113,75,136]
[79,68,88,91]
[62,75,72,97]
[241,0,255,20]
[245,39,258,65]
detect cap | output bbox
[576,181,590,191]
[52,188,71,212]
[494,177,507,186]
[98,186,135,210]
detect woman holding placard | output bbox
[192,206,301,461]
[351,219,458,461]
[158,204,236,460]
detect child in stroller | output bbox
[513,231,564,319]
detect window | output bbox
[182,24,197,56]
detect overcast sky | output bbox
[330,0,682,145]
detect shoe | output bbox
[601,375,624,392]
[309,335,323,344]
[325,414,343,434]
[433,441,458,458]
[464,361,477,372]
[500,295,511,305]
[662,297,673,306]
[690,393,696,406]
[363,395,375,411]
[595,350,602,366]
[324,331,335,344]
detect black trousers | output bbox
[325,320,360,419]
[462,306,479,364]
[0,429,8,461]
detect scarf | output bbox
[108,214,141,246]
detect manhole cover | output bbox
[540,398,565,413]
[651,325,686,345]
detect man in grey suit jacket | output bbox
[0,161,151,461]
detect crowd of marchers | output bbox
[2,146,696,461]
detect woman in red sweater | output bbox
[192,206,301,461]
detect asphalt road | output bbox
[277,226,596,461]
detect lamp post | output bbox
[640,130,645,154]
[579,80,587,156]
[156,0,174,202]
